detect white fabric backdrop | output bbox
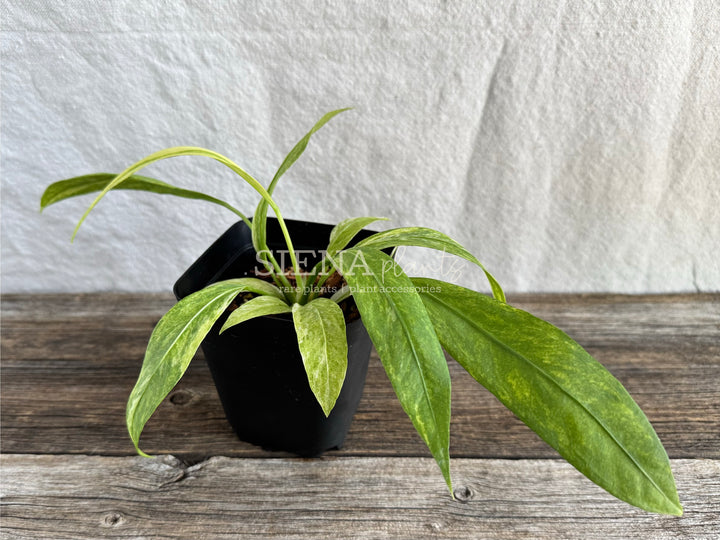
[2,1,718,293]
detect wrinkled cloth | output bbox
[1,1,718,293]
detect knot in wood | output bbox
[453,485,474,502]
[102,511,125,527]
[169,389,194,406]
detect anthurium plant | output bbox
[41,109,681,515]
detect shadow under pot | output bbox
[173,218,374,457]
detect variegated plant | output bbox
[41,109,682,515]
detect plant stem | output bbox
[298,265,322,304]
[306,264,337,302]
[330,284,351,303]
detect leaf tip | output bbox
[39,188,52,211]
[664,499,683,516]
[132,438,153,458]
[70,218,85,242]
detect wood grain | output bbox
[1,455,717,539]
[1,293,718,539]
[2,293,718,459]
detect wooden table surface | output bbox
[1,293,718,539]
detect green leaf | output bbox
[355,227,505,303]
[251,108,352,255]
[40,173,248,222]
[333,248,452,491]
[271,108,353,193]
[126,278,277,456]
[292,298,349,417]
[69,146,278,242]
[225,278,287,300]
[413,277,682,516]
[251,206,269,261]
[326,216,389,258]
[220,295,291,334]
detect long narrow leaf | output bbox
[251,108,351,255]
[270,108,353,194]
[334,248,452,490]
[326,216,389,258]
[126,278,278,456]
[70,146,276,242]
[355,227,505,302]
[226,278,286,300]
[413,277,682,516]
[292,298,349,416]
[220,295,291,334]
[40,173,247,222]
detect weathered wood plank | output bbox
[4,292,719,343]
[2,346,717,459]
[1,455,717,539]
[2,293,718,458]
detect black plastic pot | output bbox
[174,218,374,457]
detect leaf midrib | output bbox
[422,289,673,506]
[361,270,443,444]
[309,303,332,404]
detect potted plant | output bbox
[41,109,682,516]
[171,216,382,457]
